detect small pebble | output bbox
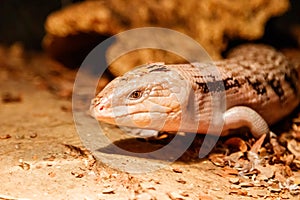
[167,191,185,200]
[19,161,30,170]
[48,171,56,178]
[176,178,187,184]
[229,177,240,184]
[29,132,38,138]
[102,188,115,194]
[135,193,152,200]
[239,182,254,187]
[1,92,22,103]
[180,191,189,197]
[0,134,11,139]
[172,167,183,173]
[140,182,156,190]
[230,184,241,189]
[71,171,84,178]
[269,187,281,193]
[15,134,25,139]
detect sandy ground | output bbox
[0,45,299,200]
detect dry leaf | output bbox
[292,130,300,140]
[275,171,286,183]
[283,154,294,166]
[270,137,286,158]
[283,165,293,177]
[287,139,300,158]
[209,153,226,167]
[227,151,244,164]
[250,133,266,154]
[223,167,239,175]
[258,147,268,157]
[292,123,300,132]
[256,174,269,181]
[293,158,300,168]
[293,176,300,185]
[225,137,248,152]
[278,132,294,147]
[256,165,275,179]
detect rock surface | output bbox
[43,0,289,75]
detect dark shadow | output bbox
[46,33,111,68]
[271,104,300,134]
[96,133,219,163]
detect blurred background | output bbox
[0,0,299,61]
[0,0,81,50]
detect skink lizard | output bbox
[90,45,300,138]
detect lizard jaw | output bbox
[90,103,168,129]
[89,105,117,125]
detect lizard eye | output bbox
[129,90,143,99]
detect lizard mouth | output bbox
[93,109,165,120]
[90,105,170,127]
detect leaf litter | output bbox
[208,113,300,198]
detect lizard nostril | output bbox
[92,96,104,107]
[98,105,104,111]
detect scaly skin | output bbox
[90,44,300,138]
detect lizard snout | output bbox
[91,95,111,111]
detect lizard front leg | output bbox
[222,106,269,138]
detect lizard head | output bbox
[90,63,191,132]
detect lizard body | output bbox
[90,45,300,138]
